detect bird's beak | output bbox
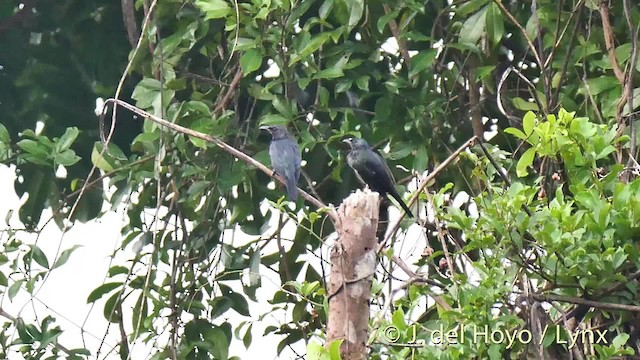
[259,125,269,131]
[342,138,351,144]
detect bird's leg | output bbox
[269,169,286,193]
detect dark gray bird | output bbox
[343,138,413,218]
[260,125,301,201]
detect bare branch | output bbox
[100,98,338,222]
[492,0,544,70]
[598,1,625,83]
[121,0,139,47]
[532,293,640,312]
[382,4,412,67]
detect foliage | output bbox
[1,0,639,359]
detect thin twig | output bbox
[550,4,584,109]
[598,1,625,83]
[492,0,544,70]
[532,293,640,312]
[622,0,639,174]
[544,0,585,69]
[382,4,412,67]
[180,72,229,86]
[213,68,243,115]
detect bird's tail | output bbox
[285,172,298,201]
[389,190,413,218]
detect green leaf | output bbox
[377,8,399,34]
[578,76,619,96]
[8,280,23,301]
[108,265,130,277]
[512,97,539,111]
[132,78,176,114]
[240,49,262,75]
[195,0,232,20]
[17,139,49,159]
[272,96,293,118]
[319,0,334,19]
[103,291,121,323]
[516,147,536,177]
[228,292,250,316]
[612,333,629,348]
[260,114,289,126]
[91,142,125,172]
[52,245,82,269]
[504,127,527,140]
[54,149,81,166]
[210,326,230,360]
[307,341,330,360]
[409,50,436,77]
[242,323,253,348]
[313,67,344,79]
[391,309,406,330]
[27,245,49,269]
[388,142,412,160]
[488,344,501,360]
[328,338,343,360]
[456,0,490,16]
[460,5,488,44]
[413,146,429,172]
[485,3,504,46]
[87,282,123,303]
[345,0,364,31]
[355,76,369,91]
[522,111,536,136]
[293,33,331,64]
[56,127,79,152]
[210,296,233,319]
[0,123,10,143]
[525,12,539,40]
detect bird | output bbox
[343,137,413,218]
[260,125,301,201]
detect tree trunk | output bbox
[326,189,380,360]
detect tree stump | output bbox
[326,189,380,360]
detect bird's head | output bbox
[342,137,369,150]
[260,125,290,140]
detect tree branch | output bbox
[121,0,139,48]
[101,98,338,222]
[382,4,412,67]
[598,1,625,83]
[492,0,544,70]
[532,293,640,312]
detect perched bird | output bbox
[260,125,301,201]
[343,138,413,218]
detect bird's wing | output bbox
[269,138,301,200]
[274,139,300,176]
[366,150,396,183]
[350,149,396,187]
